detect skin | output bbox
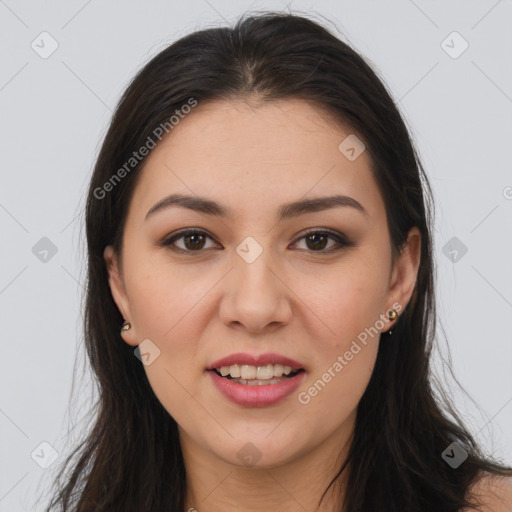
[104,98,423,511]
[463,474,512,512]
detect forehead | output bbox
[127,98,384,222]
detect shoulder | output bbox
[462,472,512,512]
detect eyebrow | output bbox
[145,193,368,222]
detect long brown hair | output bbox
[42,11,512,512]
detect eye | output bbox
[160,228,353,254]
[160,229,219,253]
[291,229,354,252]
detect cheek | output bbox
[296,273,382,424]
[298,342,378,440]
[126,256,216,340]
[291,256,388,345]
[122,257,219,420]
[292,255,385,407]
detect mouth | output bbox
[210,364,305,386]
[205,353,306,405]
[207,364,307,407]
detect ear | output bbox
[385,226,422,329]
[104,245,138,346]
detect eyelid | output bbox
[159,227,354,253]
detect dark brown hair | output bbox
[42,10,512,512]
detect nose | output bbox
[219,244,292,334]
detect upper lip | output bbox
[207,352,305,371]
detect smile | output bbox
[208,367,306,407]
[214,363,299,383]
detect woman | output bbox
[44,11,512,512]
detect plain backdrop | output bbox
[1,1,511,510]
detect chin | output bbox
[205,432,305,470]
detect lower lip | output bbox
[207,369,306,407]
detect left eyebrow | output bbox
[144,193,369,222]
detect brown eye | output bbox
[292,229,354,253]
[304,232,329,251]
[182,232,206,250]
[161,230,218,252]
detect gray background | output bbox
[1,1,511,510]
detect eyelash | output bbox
[159,228,354,254]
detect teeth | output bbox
[217,364,296,380]
[241,365,256,380]
[273,364,284,377]
[231,377,287,386]
[256,365,272,379]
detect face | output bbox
[104,98,420,470]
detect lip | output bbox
[207,368,307,407]
[206,352,305,371]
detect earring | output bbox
[386,309,398,335]
[388,309,398,321]
[121,321,131,333]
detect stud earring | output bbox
[121,321,132,333]
[386,309,398,335]
[388,309,398,321]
